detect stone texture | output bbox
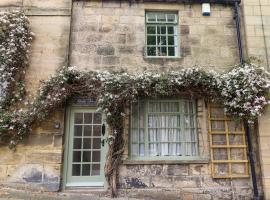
[70,2,239,73]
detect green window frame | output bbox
[130,99,199,160]
[145,12,179,57]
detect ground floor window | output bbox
[130,99,198,159]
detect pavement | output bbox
[0,187,137,200]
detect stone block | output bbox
[243,6,254,16]
[261,6,270,16]
[25,152,62,164]
[96,45,115,56]
[118,45,134,54]
[99,24,113,33]
[101,15,119,24]
[247,36,266,48]
[174,176,201,188]
[195,194,212,200]
[189,164,209,176]
[0,0,21,7]
[42,182,60,192]
[0,148,24,165]
[118,34,126,44]
[0,165,7,180]
[84,1,102,8]
[181,25,190,35]
[245,16,263,25]
[22,133,53,146]
[182,193,194,200]
[102,56,120,65]
[150,175,174,188]
[73,44,96,54]
[23,167,42,183]
[53,134,63,147]
[167,165,189,176]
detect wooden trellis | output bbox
[208,104,249,178]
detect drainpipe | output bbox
[234,2,244,65]
[244,122,260,200]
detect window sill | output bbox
[122,158,209,165]
[143,56,182,61]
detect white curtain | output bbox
[149,114,181,156]
[132,101,197,157]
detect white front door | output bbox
[64,107,107,187]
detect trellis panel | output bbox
[208,104,249,178]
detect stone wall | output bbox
[0,0,71,192]
[70,1,239,73]
[0,110,65,191]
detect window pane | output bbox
[131,129,138,142]
[92,164,100,176]
[131,144,138,156]
[160,26,166,34]
[157,13,166,22]
[168,47,175,56]
[92,151,100,162]
[93,113,102,124]
[93,138,101,149]
[147,13,156,22]
[83,151,91,162]
[159,47,167,56]
[74,113,83,124]
[167,14,176,22]
[168,26,174,34]
[74,125,82,136]
[72,164,81,176]
[73,138,82,149]
[158,36,166,45]
[139,144,145,156]
[82,164,90,176]
[84,125,92,136]
[73,151,81,162]
[83,138,91,149]
[93,125,101,136]
[84,113,92,124]
[147,47,156,56]
[147,26,156,34]
[147,36,156,45]
[168,36,175,45]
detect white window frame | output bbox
[130,99,199,160]
[145,12,180,58]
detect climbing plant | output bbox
[0,11,33,110]
[0,64,269,196]
[0,10,270,197]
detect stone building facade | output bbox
[0,0,270,199]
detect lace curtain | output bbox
[131,100,197,157]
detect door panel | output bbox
[65,108,107,187]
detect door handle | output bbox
[102,124,105,136]
[101,139,105,147]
